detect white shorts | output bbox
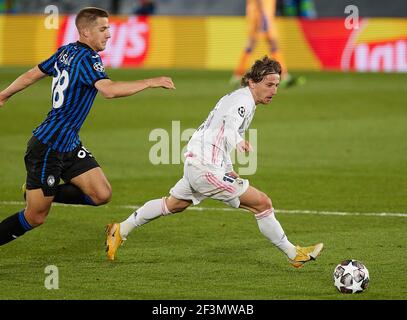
[169,158,249,208]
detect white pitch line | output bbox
[1,201,407,218]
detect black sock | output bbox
[54,183,96,206]
[0,210,33,246]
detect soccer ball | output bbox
[333,259,370,293]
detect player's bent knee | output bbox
[91,188,112,206]
[168,202,188,214]
[258,193,272,213]
[24,210,48,227]
[169,206,186,214]
[165,197,190,214]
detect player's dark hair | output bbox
[75,7,109,31]
[241,56,282,86]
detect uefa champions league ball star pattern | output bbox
[333,259,370,293]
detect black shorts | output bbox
[24,136,100,196]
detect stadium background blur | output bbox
[0,0,406,72]
[0,0,406,301]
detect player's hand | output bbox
[148,77,176,90]
[0,96,8,108]
[226,171,239,179]
[237,140,253,153]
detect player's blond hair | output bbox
[75,7,109,31]
[241,56,282,86]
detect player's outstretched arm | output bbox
[95,77,175,99]
[0,66,46,108]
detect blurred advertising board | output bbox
[1,15,406,72]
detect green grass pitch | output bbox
[0,67,406,300]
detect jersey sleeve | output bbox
[79,54,109,87]
[224,102,248,150]
[37,46,65,76]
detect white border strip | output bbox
[1,201,406,218]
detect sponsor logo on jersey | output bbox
[58,52,74,66]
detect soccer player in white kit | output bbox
[106,57,323,267]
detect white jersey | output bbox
[186,86,256,172]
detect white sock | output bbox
[120,197,171,238]
[255,208,296,259]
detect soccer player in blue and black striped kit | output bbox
[0,7,175,246]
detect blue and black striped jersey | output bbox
[34,41,108,153]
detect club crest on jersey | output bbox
[93,62,105,72]
[238,106,245,118]
[47,175,55,187]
